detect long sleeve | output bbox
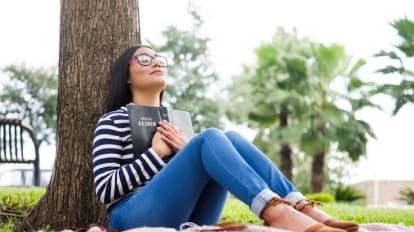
[92,116,166,205]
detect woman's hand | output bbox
[157,120,189,152]
[151,131,174,158]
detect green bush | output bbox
[0,187,45,210]
[399,187,414,205]
[0,187,45,230]
[334,185,365,202]
[305,192,335,203]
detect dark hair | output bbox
[105,45,165,113]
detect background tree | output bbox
[0,64,57,147]
[152,7,224,133]
[20,0,141,230]
[226,28,377,192]
[226,28,312,180]
[300,43,377,192]
[374,17,414,115]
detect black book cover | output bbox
[126,103,194,163]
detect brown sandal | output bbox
[199,221,247,231]
[294,199,324,211]
[323,219,359,232]
[260,197,293,226]
[294,200,359,232]
[304,223,347,232]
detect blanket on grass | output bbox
[79,222,414,232]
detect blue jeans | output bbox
[108,128,306,231]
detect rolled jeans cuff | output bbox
[284,191,307,205]
[250,188,280,218]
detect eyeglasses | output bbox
[131,53,168,67]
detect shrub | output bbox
[334,185,365,202]
[0,187,45,229]
[399,187,414,205]
[305,192,335,203]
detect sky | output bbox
[0,0,413,185]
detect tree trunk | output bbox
[279,143,293,180]
[20,0,141,230]
[311,150,325,193]
[279,113,292,180]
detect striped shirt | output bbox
[92,103,167,210]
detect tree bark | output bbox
[20,0,141,230]
[279,143,293,180]
[311,150,325,193]
[279,113,292,180]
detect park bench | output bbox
[0,118,40,186]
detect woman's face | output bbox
[128,46,167,92]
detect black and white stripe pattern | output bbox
[92,105,166,209]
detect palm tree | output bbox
[226,28,312,180]
[226,29,377,192]
[374,17,414,115]
[300,43,377,192]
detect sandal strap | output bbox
[295,199,323,211]
[304,223,325,232]
[200,221,247,231]
[260,197,292,220]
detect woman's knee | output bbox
[199,128,243,143]
[224,130,242,142]
[199,127,224,138]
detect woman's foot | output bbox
[260,198,346,232]
[294,200,359,232]
[323,219,359,232]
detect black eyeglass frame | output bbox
[130,53,168,67]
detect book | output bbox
[126,103,195,162]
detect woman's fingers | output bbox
[159,120,178,133]
[160,133,180,151]
[157,127,182,146]
[159,121,183,138]
[157,120,188,150]
[157,126,176,140]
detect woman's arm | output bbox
[92,117,166,204]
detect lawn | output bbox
[1,188,414,231]
[221,197,414,226]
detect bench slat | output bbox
[20,125,24,161]
[0,118,40,186]
[1,124,6,160]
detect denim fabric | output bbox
[108,128,304,231]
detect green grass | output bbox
[323,203,414,225]
[0,187,46,231]
[1,188,414,231]
[0,187,45,208]
[220,197,264,225]
[220,197,414,226]
[0,220,15,232]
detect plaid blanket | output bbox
[81,222,414,232]
[359,223,414,232]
